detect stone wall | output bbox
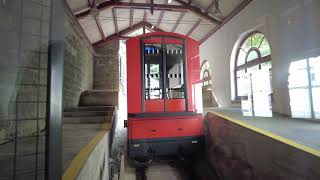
[63,14,94,110]
[93,41,119,91]
[204,112,320,180]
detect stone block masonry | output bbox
[93,40,120,91]
[63,14,94,110]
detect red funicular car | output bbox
[126,32,203,167]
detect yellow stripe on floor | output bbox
[211,111,320,158]
[63,122,110,180]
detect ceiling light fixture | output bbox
[151,25,155,29]
[168,0,172,4]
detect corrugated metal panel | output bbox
[159,11,181,32]
[99,9,115,37]
[79,16,102,43]
[174,12,199,35]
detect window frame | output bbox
[233,31,272,100]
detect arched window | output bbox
[200,60,218,107]
[200,60,211,87]
[234,32,272,100]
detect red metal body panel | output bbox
[144,99,186,112]
[126,38,142,113]
[128,115,202,139]
[145,99,164,112]
[166,99,185,112]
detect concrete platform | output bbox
[0,116,111,179]
[63,123,103,171]
[204,108,320,180]
[205,107,320,152]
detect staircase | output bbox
[63,106,116,124]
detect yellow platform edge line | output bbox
[211,111,320,158]
[63,121,110,180]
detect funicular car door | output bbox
[142,36,188,113]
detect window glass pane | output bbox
[288,59,308,88]
[288,59,312,118]
[289,88,312,118]
[309,56,320,86]
[237,70,247,96]
[165,41,184,99]
[259,38,271,57]
[251,68,273,117]
[237,49,246,66]
[144,43,163,99]
[241,38,252,52]
[251,33,264,48]
[247,50,259,62]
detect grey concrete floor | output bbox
[0,123,104,179]
[205,107,320,151]
[62,123,103,171]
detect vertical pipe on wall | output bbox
[46,0,65,179]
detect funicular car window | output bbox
[165,38,185,99]
[143,40,163,100]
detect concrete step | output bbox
[63,110,113,117]
[67,106,116,112]
[63,116,112,124]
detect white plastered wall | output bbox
[200,0,320,115]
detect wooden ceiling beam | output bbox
[174,0,221,24]
[75,1,222,25]
[205,0,216,13]
[87,0,106,41]
[200,0,253,44]
[155,0,167,29]
[156,10,165,29]
[112,8,119,34]
[171,11,185,32]
[94,17,106,40]
[129,0,134,27]
[93,21,164,47]
[143,10,147,33]
[186,19,201,36]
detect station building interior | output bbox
[0,0,320,180]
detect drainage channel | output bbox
[136,168,146,180]
[134,161,202,180]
